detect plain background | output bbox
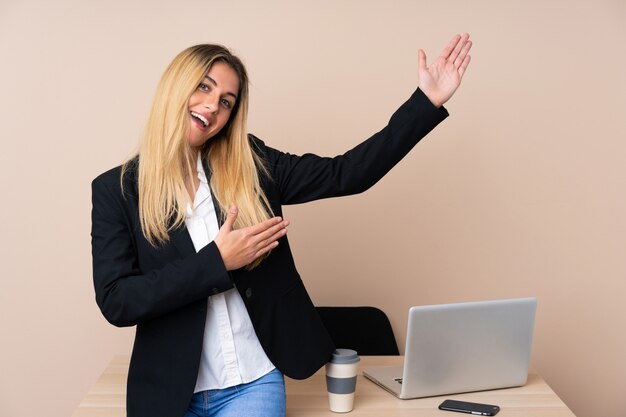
[1,1,625,416]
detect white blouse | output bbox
[185,155,275,392]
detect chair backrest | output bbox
[315,306,400,355]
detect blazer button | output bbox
[212,287,219,295]
[245,288,252,299]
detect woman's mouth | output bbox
[190,111,209,130]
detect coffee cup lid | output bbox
[331,348,360,364]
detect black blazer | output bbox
[91,88,447,417]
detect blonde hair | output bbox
[123,44,273,268]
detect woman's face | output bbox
[187,61,240,149]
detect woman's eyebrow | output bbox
[203,75,238,100]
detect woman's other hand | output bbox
[214,205,289,270]
[418,33,473,108]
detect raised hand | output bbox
[418,33,473,108]
[214,205,289,271]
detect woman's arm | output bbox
[91,169,233,327]
[262,34,472,205]
[262,88,448,205]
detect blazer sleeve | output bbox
[91,170,233,327]
[261,88,449,205]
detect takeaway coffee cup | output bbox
[325,349,360,413]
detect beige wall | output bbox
[1,1,625,416]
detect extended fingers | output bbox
[453,37,472,69]
[458,54,471,78]
[258,227,286,253]
[246,219,288,260]
[243,216,288,246]
[246,216,284,235]
[448,33,470,65]
[255,218,289,245]
[220,217,288,270]
[439,34,463,60]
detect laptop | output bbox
[363,297,537,399]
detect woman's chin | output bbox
[188,136,210,149]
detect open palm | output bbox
[418,33,472,108]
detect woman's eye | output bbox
[198,83,210,91]
[221,98,232,108]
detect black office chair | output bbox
[315,306,400,355]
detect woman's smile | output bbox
[190,111,211,130]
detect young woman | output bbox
[91,34,472,417]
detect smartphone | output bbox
[439,399,500,416]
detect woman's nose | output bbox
[203,92,219,113]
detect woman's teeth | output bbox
[191,112,208,127]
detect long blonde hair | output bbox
[123,45,273,268]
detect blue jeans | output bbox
[184,369,286,417]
